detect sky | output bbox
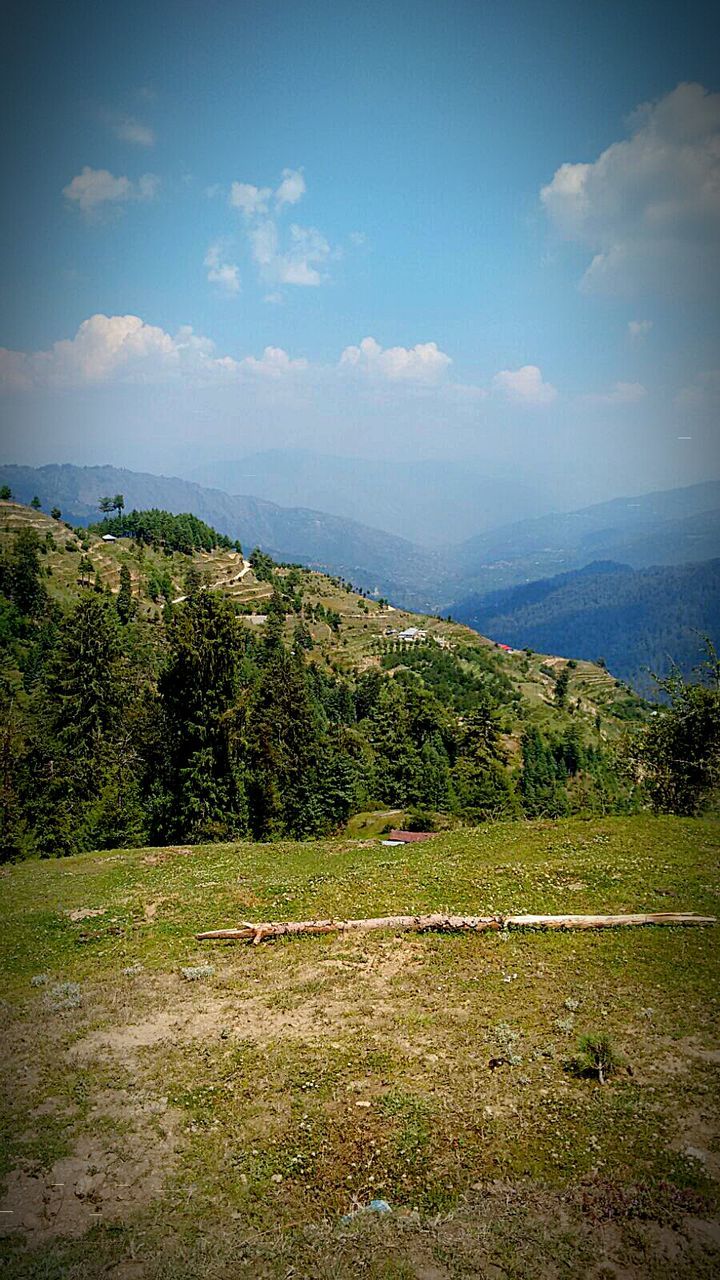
[1,0,719,516]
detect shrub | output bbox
[569,1032,624,1084]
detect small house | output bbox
[101,533,117,542]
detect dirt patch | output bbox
[0,1089,179,1244]
[142,847,194,865]
[71,990,360,1061]
[670,1107,720,1179]
[64,907,106,923]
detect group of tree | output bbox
[90,507,242,556]
[1,526,718,862]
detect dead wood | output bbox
[196,911,716,944]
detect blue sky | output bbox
[1,0,719,514]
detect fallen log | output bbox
[196,911,716,944]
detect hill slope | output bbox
[4,464,720,614]
[449,481,720,597]
[0,497,644,739]
[450,558,720,694]
[0,463,443,606]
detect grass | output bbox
[0,815,719,1277]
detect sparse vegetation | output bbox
[0,815,717,1276]
[569,1032,625,1084]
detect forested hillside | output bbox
[1,499,657,860]
[3,465,720,614]
[451,559,720,694]
[0,462,441,606]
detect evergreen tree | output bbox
[116,563,136,623]
[520,726,569,817]
[631,644,720,814]
[30,496,41,510]
[554,664,571,708]
[155,593,248,842]
[244,642,328,839]
[2,529,48,617]
[452,707,517,820]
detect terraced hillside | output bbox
[0,499,646,750]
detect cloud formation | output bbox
[581,381,647,406]
[540,82,720,296]
[229,182,271,218]
[239,347,308,378]
[492,365,557,405]
[339,337,452,384]
[274,168,306,208]
[113,116,155,147]
[204,243,241,295]
[63,166,159,215]
[229,168,334,289]
[0,315,305,390]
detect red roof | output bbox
[386,829,435,842]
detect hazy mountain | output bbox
[188,449,554,545]
[0,463,445,605]
[450,558,720,694]
[3,464,720,621]
[448,481,720,596]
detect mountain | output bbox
[3,464,720,620]
[449,481,720,596]
[0,463,445,606]
[450,558,720,694]
[188,449,555,545]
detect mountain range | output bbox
[450,558,720,693]
[188,450,557,546]
[2,462,719,631]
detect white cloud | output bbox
[274,168,306,208]
[227,168,336,288]
[277,225,331,286]
[249,219,278,267]
[113,116,155,147]
[204,243,241,295]
[581,381,647,406]
[492,365,557,405]
[0,315,176,388]
[540,82,720,296]
[339,336,452,385]
[247,220,330,287]
[63,166,159,215]
[0,315,310,391]
[229,182,271,217]
[239,346,308,378]
[628,319,653,341]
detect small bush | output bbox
[569,1032,624,1084]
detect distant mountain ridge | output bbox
[0,462,443,605]
[2,463,720,620]
[450,480,720,595]
[188,448,554,545]
[450,558,720,694]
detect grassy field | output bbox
[1,815,719,1278]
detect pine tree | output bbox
[116,563,135,623]
[2,529,48,617]
[155,593,248,841]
